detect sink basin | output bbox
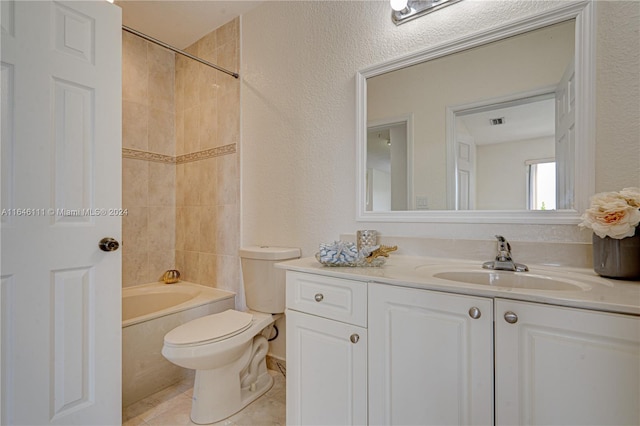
[413,265,595,291]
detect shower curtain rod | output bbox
[122,25,239,79]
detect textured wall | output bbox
[596,1,640,192]
[241,0,640,258]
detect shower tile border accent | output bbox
[176,143,236,164]
[122,143,236,164]
[122,148,175,164]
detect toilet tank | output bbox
[239,246,300,314]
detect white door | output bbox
[555,60,575,210]
[286,309,367,426]
[495,299,640,426]
[1,1,122,424]
[455,135,475,210]
[368,283,493,426]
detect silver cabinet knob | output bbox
[350,334,360,344]
[468,307,481,319]
[99,237,120,252]
[314,293,324,302]
[504,311,518,324]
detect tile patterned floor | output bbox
[122,370,286,426]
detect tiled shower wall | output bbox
[122,19,240,293]
[122,31,176,287]
[175,19,241,291]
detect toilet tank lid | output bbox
[239,246,301,260]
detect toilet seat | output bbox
[164,309,253,348]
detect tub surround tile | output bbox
[183,106,201,154]
[148,250,176,282]
[123,206,150,252]
[123,17,240,291]
[199,206,218,254]
[199,100,219,149]
[197,252,217,286]
[123,101,149,151]
[148,163,176,206]
[199,158,218,207]
[148,208,176,248]
[123,158,150,208]
[122,250,150,288]
[123,149,175,165]
[147,43,175,114]
[217,154,238,205]
[148,107,176,156]
[122,31,149,105]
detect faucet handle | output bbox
[494,235,512,261]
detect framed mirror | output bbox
[356,1,595,223]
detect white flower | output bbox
[619,187,640,207]
[580,190,640,239]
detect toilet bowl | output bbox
[161,246,300,424]
[162,309,276,424]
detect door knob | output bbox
[350,334,360,344]
[314,293,324,302]
[99,237,120,252]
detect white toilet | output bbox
[161,246,300,424]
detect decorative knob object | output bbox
[468,307,482,319]
[350,334,360,344]
[504,311,518,324]
[98,237,120,252]
[314,293,324,302]
[162,270,181,284]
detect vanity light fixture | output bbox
[391,0,462,25]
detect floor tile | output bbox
[123,369,285,426]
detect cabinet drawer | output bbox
[286,271,367,327]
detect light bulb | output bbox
[390,0,408,12]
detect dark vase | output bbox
[592,226,640,280]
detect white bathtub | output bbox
[122,281,235,407]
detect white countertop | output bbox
[277,255,640,316]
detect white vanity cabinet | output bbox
[368,282,495,426]
[284,265,640,426]
[285,271,368,425]
[495,299,640,426]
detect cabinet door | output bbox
[495,299,640,426]
[368,283,494,426]
[286,309,367,425]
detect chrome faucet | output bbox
[482,235,529,272]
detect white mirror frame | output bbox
[356,0,595,224]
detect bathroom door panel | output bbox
[0,1,122,424]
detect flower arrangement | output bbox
[579,187,640,239]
